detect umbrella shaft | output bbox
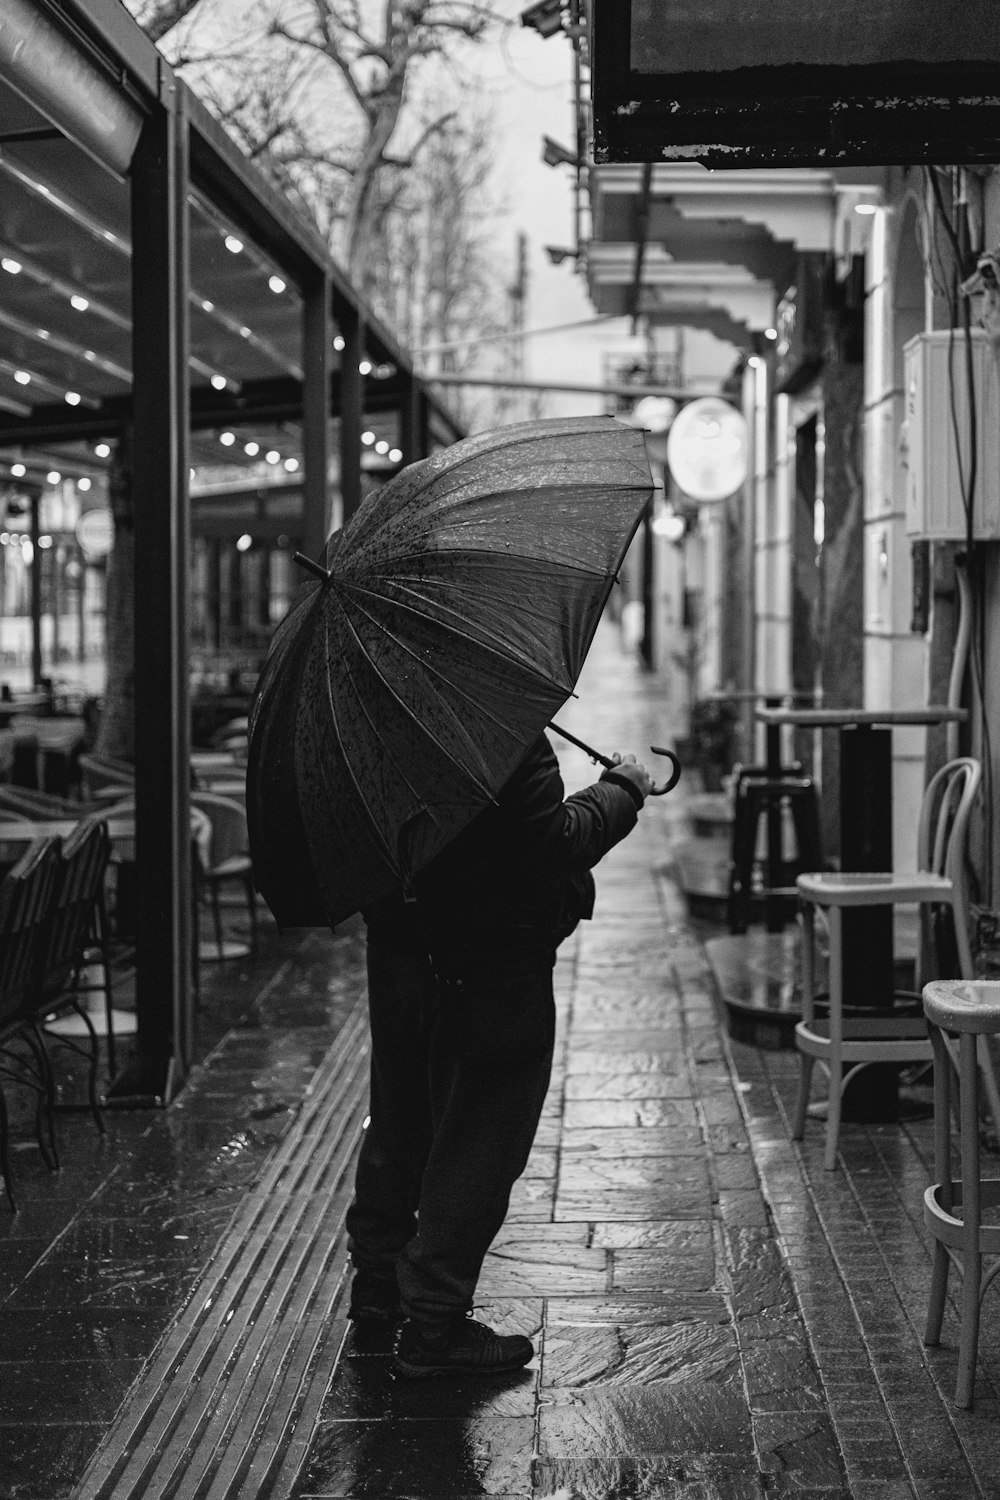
[548,721,615,770]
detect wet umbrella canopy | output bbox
[246,415,655,928]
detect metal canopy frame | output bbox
[0,0,463,1104]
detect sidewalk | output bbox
[1,622,998,1499]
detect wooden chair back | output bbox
[39,816,112,1004]
[916,756,982,982]
[0,837,62,1028]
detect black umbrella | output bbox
[247,415,657,928]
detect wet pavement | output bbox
[1,621,999,1498]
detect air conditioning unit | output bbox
[903,329,1000,540]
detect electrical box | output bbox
[903,329,1000,540]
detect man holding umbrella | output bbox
[247,415,668,1379]
[349,737,654,1379]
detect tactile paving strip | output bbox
[76,1006,370,1500]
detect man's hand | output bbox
[601,751,654,804]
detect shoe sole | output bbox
[393,1354,531,1380]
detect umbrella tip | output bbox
[292,551,332,582]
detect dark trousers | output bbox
[345,941,556,1327]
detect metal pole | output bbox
[424,372,688,400]
[29,490,42,688]
[336,296,363,525]
[301,269,330,560]
[108,82,192,1105]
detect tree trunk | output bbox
[94,432,136,761]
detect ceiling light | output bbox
[94,442,111,458]
[854,202,878,215]
[265,449,280,464]
[225,235,244,254]
[359,360,372,375]
[239,326,252,338]
[219,431,236,446]
[1,257,22,274]
[333,335,345,351]
[70,294,89,311]
[13,370,30,385]
[189,468,196,481]
[748,355,763,368]
[764,327,778,340]
[388,448,402,463]
[77,476,91,491]
[65,391,81,406]
[375,440,389,455]
[361,430,375,445]
[283,457,299,472]
[11,463,26,478]
[210,374,228,391]
[37,329,50,340]
[244,441,259,457]
[46,471,61,485]
[236,533,253,552]
[202,299,214,312]
[268,275,286,294]
[38,534,53,549]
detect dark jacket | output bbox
[364,732,641,959]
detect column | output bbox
[110,82,192,1104]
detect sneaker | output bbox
[348,1267,401,1324]
[393,1316,534,1380]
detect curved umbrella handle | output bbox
[648,745,682,796]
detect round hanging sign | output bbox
[666,397,748,502]
[76,507,114,558]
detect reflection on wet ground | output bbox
[2,625,999,1498]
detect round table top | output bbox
[755,705,969,728]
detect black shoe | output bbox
[348,1268,401,1324]
[393,1316,534,1380]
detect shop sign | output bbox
[666,398,748,503]
[75,507,114,558]
[593,0,1000,166]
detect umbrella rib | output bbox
[344,590,550,743]
[329,591,499,801]
[332,623,449,822]
[341,577,577,696]
[310,658,398,869]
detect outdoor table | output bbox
[756,704,967,1118]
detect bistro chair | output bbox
[793,757,1000,1170]
[0,786,91,820]
[33,815,115,1128]
[0,836,62,1210]
[922,979,1000,1409]
[77,751,135,803]
[190,792,258,961]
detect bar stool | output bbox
[922,979,1000,1408]
[727,770,822,934]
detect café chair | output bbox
[77,751,135,803]
[0,786,91,820]
[33,816,115,1125]
[0,836,62,1210]
[190,792,258,960]
[793,756,1000,1170]
[922,979,1000,1409]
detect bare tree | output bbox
[268,2,500,279]
[127,0,206,43]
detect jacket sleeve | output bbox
[499,735,639,880]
